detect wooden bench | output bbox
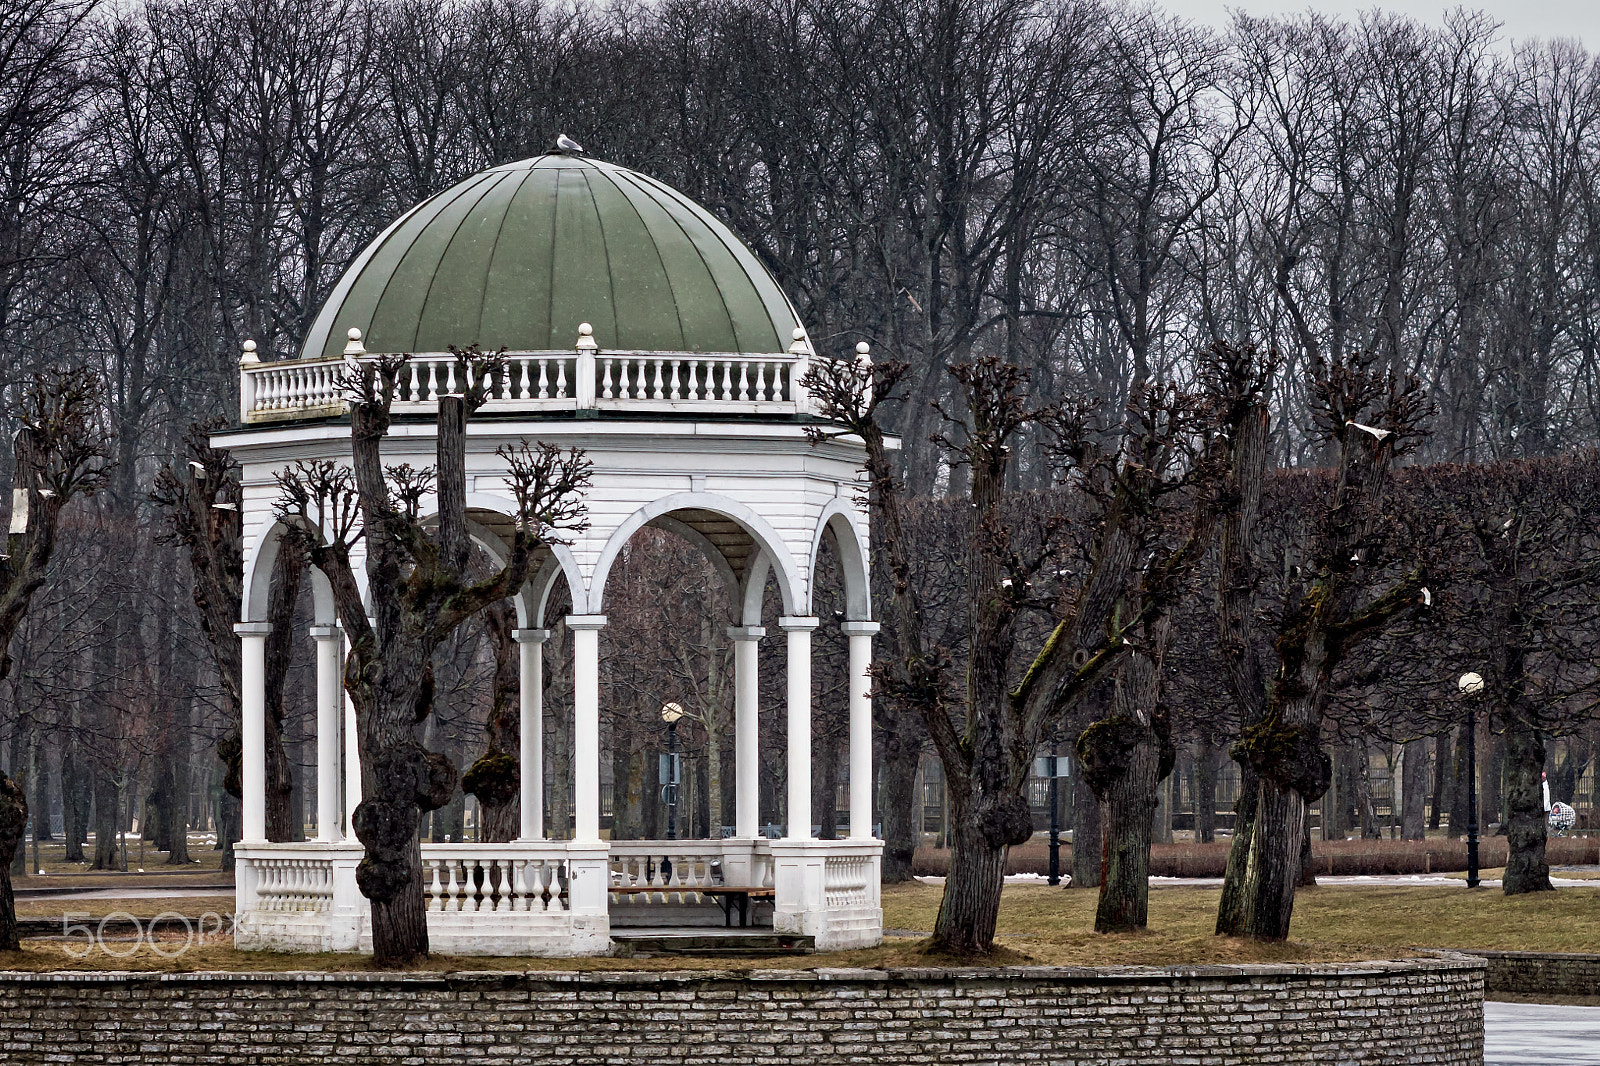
[608,884,775,927]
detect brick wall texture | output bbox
[0,957,1485,1065]
[1468,949,1600,997]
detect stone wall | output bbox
[1468,949,1600,997]
[0,957,1484,1065]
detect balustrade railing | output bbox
[421,844,569,914]
[248,855,336,913]
[823,851,876,909]
[239,346,811,423]
[608,841,729,904]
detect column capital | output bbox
[309,624,343,640]
[565,614,607,631]
[726,625,767,641]
[840,620,881,637]
[513,628,551,644]
[777,615,820,633]
[234,622,273,637]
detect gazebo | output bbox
[220,154,883,957]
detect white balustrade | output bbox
[823,852,875,908]
[608,841,732,905]
[240,350,805,422]
[420,844,570,914]
[246,855,336,913]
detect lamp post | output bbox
[1458,672,1483,888]
[661,702,684,843]
[1048,738,1062,886]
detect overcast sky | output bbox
[1164,1,1598,47]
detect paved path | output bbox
[1486,1002,1600,1064]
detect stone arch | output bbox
[242,519,338,624]
[809,500,871,621]
[588,492,805,616]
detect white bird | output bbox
[38,489,55,499]
[1347,420,1391,441]
[1421,587,1432,607]
[188,461,207,479]
[211,502,238,511]
[556,133,584,154]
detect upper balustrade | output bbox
[239,322,818,425]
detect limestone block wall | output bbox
[1468,949,1600,997]
[0,958,1484,1065]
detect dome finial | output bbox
[576,322,598,352]
[240,339,258,365]
[788,327,811,356]
[343,327,365,356]
[556,133,584,155]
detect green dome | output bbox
[301,155,802,361]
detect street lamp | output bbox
[1035,744,1069,886]
[1458,672,1484,888]
[661,702,684,844]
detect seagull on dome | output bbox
[1346,420,1391,441]
[556,133,584,154]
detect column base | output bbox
[769,838,882,950]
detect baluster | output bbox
[511,859,527,912]
[422,361,438,401]
[259,370,277,411]
[669,360,681,400]
[686,359,700,399]
[555,358,568,397]
[601,358,614,399]
[652,359,665,400]
[441,860,459,912]
[753,362,767,401]
[737,362,750,401]
[537,359,550,399]
[718,361,731,400]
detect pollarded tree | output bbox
[1216,348,1430,940]
[274,347,590,966]
[152,422,305,854]
[0,369,112,950]
[807,352,1221,952]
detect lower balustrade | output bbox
[233,837,880,953]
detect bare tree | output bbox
[275,348,590,965]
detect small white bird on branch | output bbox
[556,133,584,154]
[1346,420,1391,441]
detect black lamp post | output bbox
[662,702,684,842]
[1047,738,1062,887]
[1459,673,1483,888]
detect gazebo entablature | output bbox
[222,377,887,957]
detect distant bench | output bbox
[608,884,775,927]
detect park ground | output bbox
[5,856,1598,991]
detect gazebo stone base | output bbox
[770,838,884,951]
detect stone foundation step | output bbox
[611,929,815,957]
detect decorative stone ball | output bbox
[1549,801,1577,833]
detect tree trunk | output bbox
[1355,744,1381,840]
[1194,738,1217,844]
[0,770,25,950]
[1070,770,1102,888]
[1297,810,1317,887]
[1503,705,1553,895]
[878,713,920,882]
[1401,738,1427,841]
[1429,731,1449,832]
[1215,765,1257,935]
[931,811,1008,954]
[1449,725,1471,839]
[1091,732,1161,932]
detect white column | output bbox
[841,620,879,840]
[514,628,550,840]
[727,625,765,838]
[310,624,344,842]
[235,622,272,844]
[778,616,818,840]
[344,690,360,832]
[567,615,606,843]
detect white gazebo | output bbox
[221,154,882,957]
